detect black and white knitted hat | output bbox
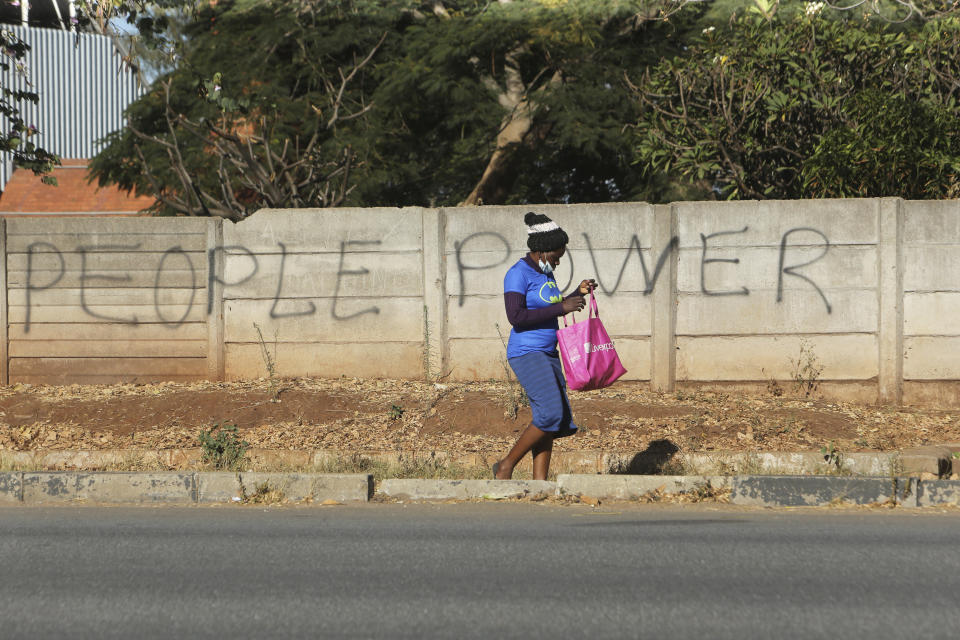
[524,212,569,253]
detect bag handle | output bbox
[561,291,598,327]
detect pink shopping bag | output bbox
[557,292,627,391]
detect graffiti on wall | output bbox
[19,225,833,332]
[454,226,833,311]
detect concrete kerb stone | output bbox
[916,479,960,507]
[0,472,23,502]
[900,446,952,477]
[730,475,909,507]
[236,472,371,502]
[75,472,195,503]
[8,472,372,504]
[378,479,556,501]
[556,474,730,500]
[677,451,902,477]
[309,473,374,502]
[197,472,242,503]
[22,472,77,502]
[841,452,902,477]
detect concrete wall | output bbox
[2,217,209,384]
[2,198,958,404]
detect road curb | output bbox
[3,472,960,507]
[1,447,952,477]
[916,479,960,507]
[728,475,912,507]
[556,474,730,499]
[0,472,22,503]
[0,472,371,504]
[379,479,555,501]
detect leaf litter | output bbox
[0,378,957,458]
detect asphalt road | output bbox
[2,503,960,639]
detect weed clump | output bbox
[199,423,249,471]
[242,481,285,505]
[791,339,823,398]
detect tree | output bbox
[824,0,960,22]
[91,0,394,219]
[356,0,708,207]
[1,28,60,183]
[804,88,960,198]
[633,5,960,199]
[91,0,710,213]
[0,1,191,185]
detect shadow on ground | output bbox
[609,439,681,474]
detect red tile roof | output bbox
[0,159,156,215]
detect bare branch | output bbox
[327,32,388,129]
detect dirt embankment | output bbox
[1,378,957,457]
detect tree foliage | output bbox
[0,1,193,184]
[91,0,393,219]
[90,0,706,214]
[356,0,706,206]
[633,6,960,199]
[1,27,59,182]
[88,0,960,211]
[804,88,960,198]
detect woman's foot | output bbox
[493,459,513,480]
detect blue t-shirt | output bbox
[504,259,562,358]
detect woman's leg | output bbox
[495,423,551,480]
[531,435,554,480]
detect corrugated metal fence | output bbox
[0,25,142,191]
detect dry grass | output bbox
[636,482,732,504]
[309,453,499,483]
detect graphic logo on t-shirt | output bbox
[538,281,562,304]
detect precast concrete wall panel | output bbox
[902,200,960,382]
[444,203,656,381]
[225,342,424,380]
[676,291,878,336]
[5,217,208,384]
[222,208,425,252]
[674,199,881,382]
[222,252,423,300]
[676,199,879,247]
[225,298,423,343]
[676,334,879,381]
[221,208,426,379]
[902,337,960,379]
[903,293,960,336]
[676,246,877,292]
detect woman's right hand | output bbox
[561,296,586,314]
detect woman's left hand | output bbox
[577,279,598,295]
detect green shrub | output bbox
[199,423,250,471]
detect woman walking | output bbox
[493,212,596,481]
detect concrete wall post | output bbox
[878,197,904,404]
[422,208,448,379]
[650,203,678,391]
[206,217,225,381]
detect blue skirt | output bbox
[508,350,578,438]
